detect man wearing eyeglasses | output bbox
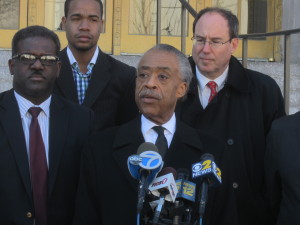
[0,25,93,225]
[176,7,285,225]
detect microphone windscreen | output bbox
[200,153,215,161]
[137,142,158,155]
[177,168,189,180]
[157,167,177,179]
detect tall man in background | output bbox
[176,7,285,225]
[53,0,138,131]
[0,26,93,225]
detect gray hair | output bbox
[145,44,193,93]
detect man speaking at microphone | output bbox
[73,44,222,225]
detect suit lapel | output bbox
[164,121,204,169]
[83,49,112,107]
[112,118,145,191]
[57,48,79,103]
[0,90,32,198]
[48,95,69,195]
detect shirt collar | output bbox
[141,113,176,135]
[67,46,99,66]
[195,65,229,91]
[14,91,51,118]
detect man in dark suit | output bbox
[53,0,138,131]
[176,7,285,225]
[0,26,93,225]
[73,44,222,225]
[265,112,300,225]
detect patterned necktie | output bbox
[207,81,218,102]
[28,107,47,225]
[152,126,168,157]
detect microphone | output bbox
[127,142,164,213]
[173,168,196,225]
[148,167,178,224]
[176,168,196,202]
[191,153,222,220]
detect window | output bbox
[0,0,20,29]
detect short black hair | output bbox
[64,0,103,19]
[11,25,61,56]
[193,7,239,39]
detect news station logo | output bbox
[151,178,168,188]
[176,180,196,202]
[191,159,222,183]
[139,151,162,170]
[128,155,143,165]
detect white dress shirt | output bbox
[141,113,176,148]
[67,46,99,67]
[195,66,228,109]
[14,91,51,166]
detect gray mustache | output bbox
[139,89,162,100]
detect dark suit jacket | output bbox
[265,112,300,225]
[176,56,285,225]
[53,47,139,131]
[73,116,224,225]
[0,90,94,225]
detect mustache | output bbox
[29,70,45,78]
[75,33,92,39]
[139,89,162,100]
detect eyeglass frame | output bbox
[191,36,232,48]
[12,53,60,66]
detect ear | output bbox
[176,82,187,99]
[56,61,62,78]
[100,19,104,33]
[61,16,67,30]
[8,59,14,76]
[230,38,239,54]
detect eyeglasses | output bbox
[191,37,231,49]
[12,53,60,66]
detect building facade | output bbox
[0,0,295,61]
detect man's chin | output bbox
[73,44,95,52]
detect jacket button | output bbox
[233,182,239,189]
[26,212,32,218]
[227,138,234,145]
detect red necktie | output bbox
[207,81,218,102]
[28,107,48,225]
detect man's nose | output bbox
[79,19,90,30]
[30,58,44,69]
[144,75,157,88]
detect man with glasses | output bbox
[0,25,93,225]
[53,0,138,131]
[176,7,285,225]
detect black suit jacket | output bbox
[73,116,224,225]
[53,48,139,131]
[265,112,300,225]
[0,90,94,225]
[176,56,285,225]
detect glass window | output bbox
[212,0,267,34]
[44,0,65,30]
[0,0,20,29]
[129,0,187,36]
[248,0,267,33]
